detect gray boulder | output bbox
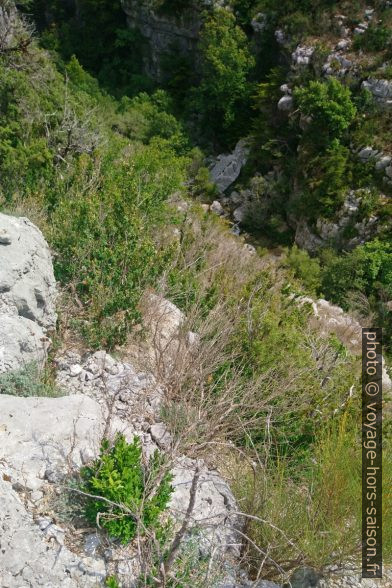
[170,457,241,558]
[210,139,250,193]
[0,313,50,374]
[362,79,392,107]
[278,95,294,111]
[0,394,105,490]
[358,146,379,161]
[375,155,392,170]
[251,13,267,34]
[286,567,321,588]
[0,213,57,373]
[0,476,107,587]
[292,45,314,67]
[294,220,324,254]
[0,394,110,586]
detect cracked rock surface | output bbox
[0,213,57,373]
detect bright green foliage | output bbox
[190,7,255,142]
[285,245,321,294]
[320,240,392,350]
[115,90,188,153]
[105,577,120,588]
[235,410,363,572]
[233,274,359,461]
[80,435,173,544]
[0,32,189,348]
[321,239,392,305]
[294,78,357,143]
[50,140,187,348]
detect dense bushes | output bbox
[0,27,190,348]
[50,139,187,348]
[29,0,150,95]
[294,78,357,143]
[188,7,255,146]
[321,240,392,308]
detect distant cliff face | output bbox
[122,0,226,81]
[122,0,203,80]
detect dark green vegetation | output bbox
[1,0,391,581]
[80,435,173,543]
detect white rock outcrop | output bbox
[299,297,392,394]
[170,458,240,557]
[0,476,107,587]
[210,139,250,193]
[0,394,108,587]
[362,78,392,107]
[0,394,105,491]
[0,213,57,373]
[292,45,314,67]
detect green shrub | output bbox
[294,78,357,143]
[0,363,60,397]
[188,6,255,144]
[321,239,392,307]
[80,434,173,544]
[105,576,120,588]
[299,138,351,218]
[50,139,187,348]
[284,245,321,294]
[353,25,392,52]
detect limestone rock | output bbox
[375,155,392,170]
[211,199,226,216]
[278,95,294,111]
[0,394,110,586]
[0,213,56,329]
[251,13,267,34]
[362,79,392,107]
[0,2,20,51]
[122,0,226,81]
[210,139,250,193]
[170,458,240,557]
[323,52,353,77]
[292,45,314,67]
[286,567,321,588]
[0,394,105,490]
[142,292,185,342]
[336,39,351,51]
[299,297,392,394]
[0,476,106,587]
[56,350,163,432]
[294,220,324,254]
[233,204,249,224]
[0,313,50,374]
[275,29,288,45]
[358,146,379,161]
[0,213,57,373]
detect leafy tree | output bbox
[29,0,150,96]
[294,78,357,143]
[298,138,351,218]
[321,240,392,306]
[189,7,255,144]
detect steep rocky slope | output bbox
[0,212,390,587]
